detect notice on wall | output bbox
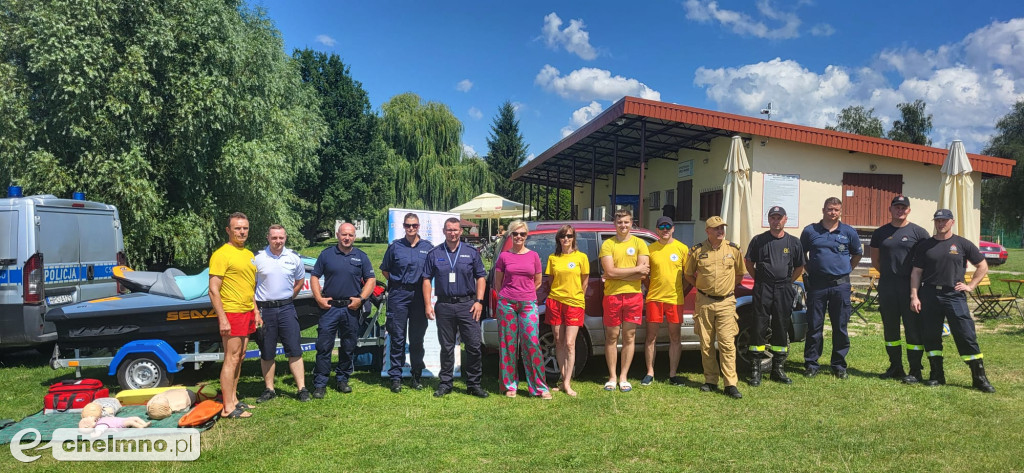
[678,160,694,178]
[761,174,800,228]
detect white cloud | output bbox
[810,23,834,37]
[456,79,474,92]
[525,153,537,162]
[692,19,1024,152]
[315,35,336,47]
[462,144,477,158]
[684,0,801,39]
[541,13,598,60]
[561,101,604,137]
[468,107,483,120]
[536,65,661,102]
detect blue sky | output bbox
[251,0,1024,159]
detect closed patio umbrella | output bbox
[938,140,978,244]
[722,136,755,250]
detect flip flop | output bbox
[603,381,616,391]
[236,402,253,410]
[221,406,252,419]
[619,381,633,392]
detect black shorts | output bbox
[257,303,303,360]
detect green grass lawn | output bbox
[1,306,1022,471]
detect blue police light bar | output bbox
[72,191,86,200]
[7,185,22,198]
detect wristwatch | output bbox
[474,299,484,304]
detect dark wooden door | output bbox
[676,180,692,221]
[841,173,903,226]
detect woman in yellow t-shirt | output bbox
[544,224,590,397]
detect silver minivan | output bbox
[0,187,125,349]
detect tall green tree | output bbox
[826,105,884,137]
[981,101,1024,244]
[0,0,325,267]
[372,93,492,239]
[888,99,933,145]
[292,49,380,239]
[485,101,529,201]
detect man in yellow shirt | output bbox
[599,210,650,393]
[642,216,690,386]
[685,216,745,399]
[210,212,260,418]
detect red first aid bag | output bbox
[44,379,110,414]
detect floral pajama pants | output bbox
[496,298,549,396]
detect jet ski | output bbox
[45,259,322,350]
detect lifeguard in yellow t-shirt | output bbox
[598,210,649,393]
[642,216,690,387]
[544,224,590,397]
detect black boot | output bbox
[770,351,792,384]
[967,359,995,393]
[749,354,762,387]
[902,350,924,384]
[924,356,945,387]
[880,345,906,379]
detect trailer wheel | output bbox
[117,354,173,390]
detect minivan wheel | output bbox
[117,354,173,390]
[537,327,589,383]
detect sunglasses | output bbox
[657,225,672,230]
[560,234,575,239]
[511,231,528,237]
[403,223,420,229]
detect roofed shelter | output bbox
[512,97,1014,247]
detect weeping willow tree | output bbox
[370,93,492,240]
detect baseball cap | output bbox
[705,216,727,228]
[933,209,954,220]
[656,216,673,228]
[767,206,786,217]
[891,195,911,206]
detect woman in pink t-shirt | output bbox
[493,220,549,399]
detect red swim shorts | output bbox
[645,301,682,324]
[602,293,643,327]
[225,310,256,337]
[546,298,585,327]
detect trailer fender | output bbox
[108,340,182,376]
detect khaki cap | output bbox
[705,216,727,228]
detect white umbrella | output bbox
[939,140,978,244]
[450,192,537,237]
[721,136,755,250]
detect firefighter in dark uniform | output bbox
[869,195,931,383]
[684,216,746,399]
[422,217,489,398]
[909,209,994,393]
[380,213,431,393]
[744,206,804,386]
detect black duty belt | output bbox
[328,298,353,308]
[697,289,734,301]
[436,295,476,304]
[256,298,292,309]
[923,285,958,292]
[806,274,850,287]
[391,282,421,290]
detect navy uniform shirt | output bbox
[745,231,804,284]
[911,235,985,287]
[311,245,375,299]
[870,222,931,279]
[800,221,862,277]
[422,242,486,298]
[380,237,431,286]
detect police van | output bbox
[0,186,126,349]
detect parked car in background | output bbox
[979,240,1008,266]
[480,220,807,380]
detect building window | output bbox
[699,188,723,221]
[648,191,661,210]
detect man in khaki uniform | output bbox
[684,216,745,399]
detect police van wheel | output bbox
[537,327,589,383]
[117,355,173,390]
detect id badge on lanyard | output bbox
[446,244,461,286]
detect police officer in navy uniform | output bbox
[869,195,931,383]
[909,209,994,393]
[422,217,489,398]
[310,223,376,399]
[744,206,804,386]
[380,213,431,393]
[800,197,862,379]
